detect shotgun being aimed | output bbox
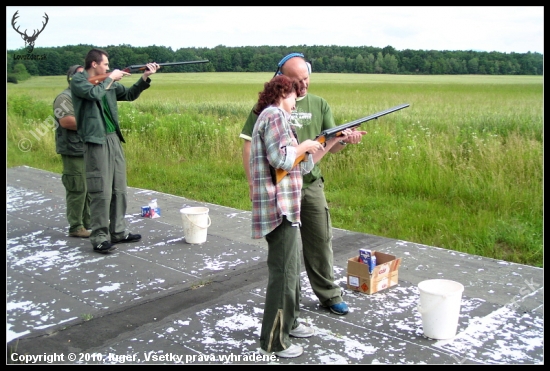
[275,103,410,184]
[87,60,209,85]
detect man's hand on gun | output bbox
[323,128,366,150]
[108,69,131,82]
[340,128,367,145]
[142,62,161,79]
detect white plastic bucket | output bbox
[417,279,464,340]
[180,207,211,244]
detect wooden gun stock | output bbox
[273,136,328,184]
[274,103,410,184]
[88,74,112,86]
[87,59,209,85]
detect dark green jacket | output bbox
[54,89,84,156]
[70,69,151,144]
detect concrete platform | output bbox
[6,166,543,364]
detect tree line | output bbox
[7,44,543,83]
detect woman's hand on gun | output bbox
[301,139,325,155]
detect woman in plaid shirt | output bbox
[251,75,351,358]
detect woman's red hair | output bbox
[254,75,298,115]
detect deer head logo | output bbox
[11,11,49,54]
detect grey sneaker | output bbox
[290,324,315,338]
[259,344,303,358]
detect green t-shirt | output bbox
[102,96,116,133]
[240,93,335,187]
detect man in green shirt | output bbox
[71,48,160,254]
[240,53,366,316]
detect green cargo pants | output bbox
[61,154,91,234]
[260,217,301,353]
[300,177,343,307]
[84,133,129,247]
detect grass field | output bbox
[7,73,543,267]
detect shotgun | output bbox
[275,103,410,184]
[87,60,209,85]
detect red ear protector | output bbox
[274,52,312,77]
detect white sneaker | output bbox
[289,323,315,338]
[259,344,304,358]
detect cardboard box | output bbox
[347,251,402,294]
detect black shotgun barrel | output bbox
[126,60,209,71]
[318,103,410,139]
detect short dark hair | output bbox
[85,48,109,70]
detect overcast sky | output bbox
[6,6,544,54]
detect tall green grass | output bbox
[7,73,543,267]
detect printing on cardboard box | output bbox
[347,250,402,295]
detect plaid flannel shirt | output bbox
[250,106,313,239]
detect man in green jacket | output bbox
[54,64,91,238]
[71,48,160,253]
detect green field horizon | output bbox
[7,73,543,267]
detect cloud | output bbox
[6,6,543,54]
